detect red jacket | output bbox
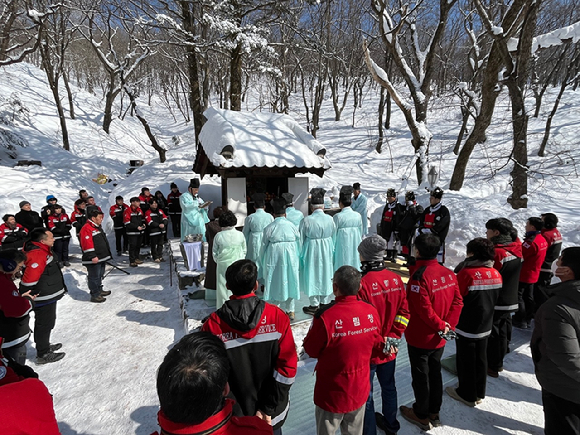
[520,232,548,284]
[405,259,463,349]
[0,223,28,250]
[0,378,60,434]
[0,274,32,348]
[359,266,409,364]
[47,212,72,239]
[202,295,296,429]
[151,399,273,435]
[303,295,384,413]
[540,227,563,272]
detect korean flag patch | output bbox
[411,285,420,293]
[31,263,39,269]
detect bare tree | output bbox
[365,0,458,184]
[0,0,46,65]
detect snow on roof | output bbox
[199,107,331,170]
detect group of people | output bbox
[149,207,578,435]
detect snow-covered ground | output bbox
[1,62,577,434]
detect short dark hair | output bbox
[130,197,140,203]
[79,189,87,197]
[2,214,14,222]
[74,198,86,207]
[115,195,123,201]
[88,209,104,219]
[509,227,518,242]
[156,332,230,425]
[225,259,258,296]
[466,237,495,262]
[218,211,237,228]
[541,213,558,229]
[527,217,544,232]
[485,218,514,235]
[414,233,441,259]
[30,227,49,242]
[340,197,352,207]
[213,206,225,220]
[560,247,580,280]
[0,248,27,265]
[333,266,361,296]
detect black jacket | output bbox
[15,210,43,233]
[531,279,580,404]
[80,220,112,264]
[379,201,403,240]
[398,202,423,246]
[20,242,66,307]
[419,203,450,244]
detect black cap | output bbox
[281,193,294,206]
[405,191,415,201]
[271,198,287,215]
[252,193,266,208]
[431,187,444,199]
[310,188,326,205]
[386,188,396,198]
[189,178,200,189]
[353,183,361,191]
[340,185,354,196]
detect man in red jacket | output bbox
[514,217,548,328]
[304,265,385,435]
[400,233,463,430]
[535,213,563,310]
[202,259,297,434]
[357,235,409,435]
[152,332,273,435]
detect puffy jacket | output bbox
[359,264,409,364]
[15,210,43,233]
[166,191,182,214]
[0,223,28,250]
[151,399,273,435]
[20,242,66,307]
[109,203,129,229]
[202,294,297,430]
[79,220,112,264]
[145,208,168,236]
[531,279,580,405]
[0,273,33,349]
[419,203,450,244]
[47,213,71,239]
[455,260,502,339]
[124,206,145,236]
[303,295,384,413]
[139,193,153,213]
[405,259,463,349]
[71,206,87,235]
[520,232,548,284]
[492,240,522,312]
[540,227,562,273]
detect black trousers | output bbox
[53,238,70,262]
[542,389,580,435]
[3,342,27,365]
[514,281,535,323]
[456,336,488,402]
[34,302,57,357]
[114,228,128,253]
[150,234,163,260]
[487,311,511,371]
[128,234,142,263]
[169,214,181,238]
[407,345,445,419]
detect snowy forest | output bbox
[1,0,579,209]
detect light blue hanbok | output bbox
[212,227,247,310]
[285,206,304,228]
[242,208,273,280]
[180,192,209,241]
[333,206,363,271]
[351,192,368,236]
[300,209,336,303]
[260,217,301,310]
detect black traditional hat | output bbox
[281,192,294,206]
[405,191,416,201]
[353,183,361,191]
[339,185,353,204]
[271,197,287,215]
[431,187,444,199]
[386,188,397,198]
[189,178,200,189]
[252,193,266,208]
[170,182,178,189]
[310,188,326,205]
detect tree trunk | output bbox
[230,42,243,111]
[537,80,566,157]
[454,105,470,155]
[508,90,528,209]
[102,74,117,134]
[63,70,75,119]
[377,87,386,153]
